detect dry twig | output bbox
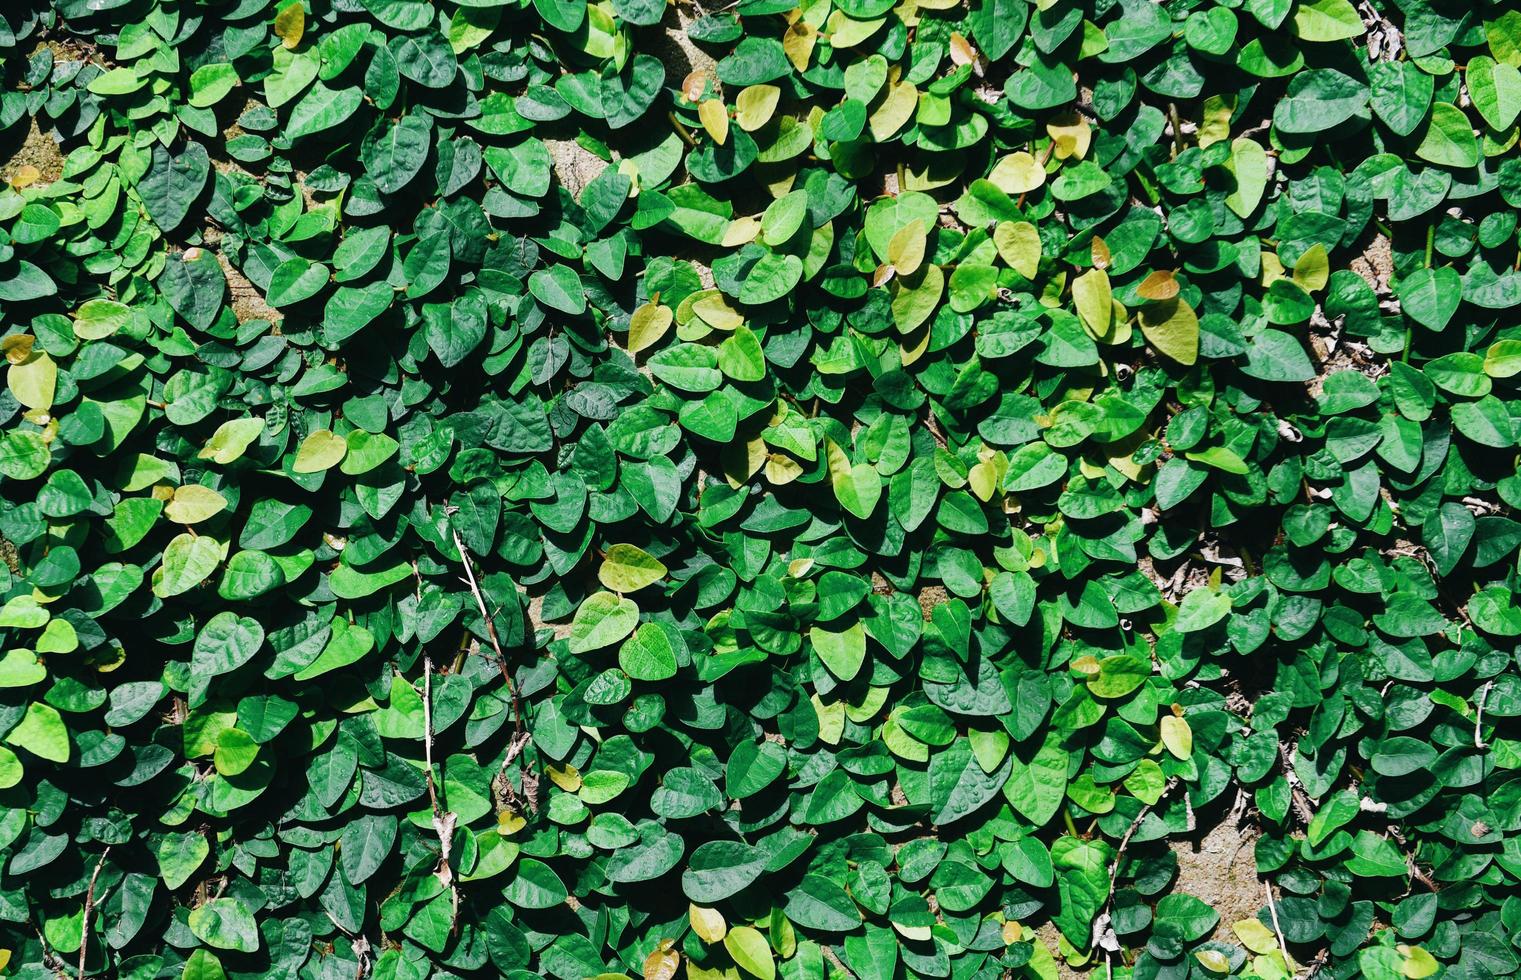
[451,528,525,738]
[35,925,70,978]
[1262,882,1300,976]
[1278,742,1315,824]
[422,657,459,922]
[78,846,111,980]
[1093,778,1179,952]
[1476,680,1492,750]
[821,944,857,978]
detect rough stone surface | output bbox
[651,4,716,84]
[2,120,66,185]
[545,138,609,199]
[1033,812,1261,978]
[1173,815,1262,944]
[1350,233,1394,294]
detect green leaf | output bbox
[0,261,56,302]
[267,258,329,307]
[1087,655,1149,697]
[1416,102,1480,168]
[138,143,210,233]
[761,190,809,246]
[1397,267,1461,331]
[1175,588,1232,632]
[182,951,226,980]
[192,612,266,678]
[1050,835,1113,946]
[930,739,1009,824]
[361,115,432,194]
[726,740,788,798]
[154,533,223,598]
[288,83,365,138]
[828,440,882,519]
[738,252,803,305]
[1370,61,1434,137]
[292,619,375,681]
[811,621,867,681]
[73,299,132,341]
[1273,69,1369,133]
[1292,0,1362,40]
[683,840,766,902]
[1243,329,1316,382]
[1003,738,1067,825]
[187,898,261,952]
[0,650,46,689]
[158,832,210,890]
[618,623,678,681]
[1469,56,1521,132]
[504,859,568,908]
[529,265,587,314]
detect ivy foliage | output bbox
[1,0,1521,978]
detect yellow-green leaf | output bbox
[1160,715,1193,759]
[165,485,228,525]
[1293,0,1363,41]
[8,352,57,411]
[869,81,917,141]
[1225,137,1268,219]
[735,85,780,132]
[890,263,944,334]
[723,926,775,980]
[274,1,305,48]
[293,430,347,473]
[1292,243,1329,292]
[988,152,1047,194]
[1138,297,1200,366]
[1399,946,1439,979]
[73,299,132,340]
[1198,94,1236,148]
[1072,268,1112,339]
[699,99,729,146]
[1046,112,1091,160]
[598,544,668,592]
[199,418,266,465]
[1234,918,1279,955]
[629,303,674,354]
[1195,950,1232,973]
[888,219,927,276]
[994,221,1041,279]
[5,702,69,763]
[689,904,727,944]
